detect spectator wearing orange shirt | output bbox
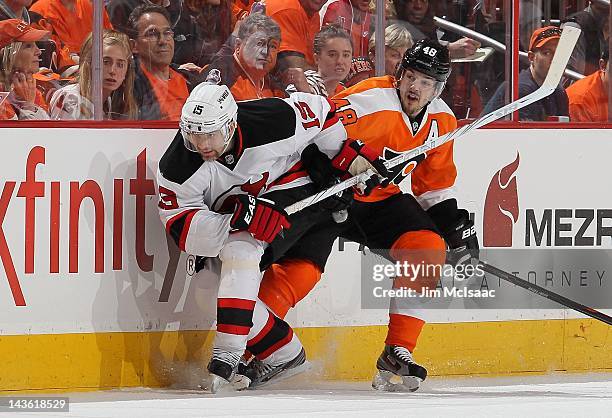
[320,0,371,57]
[29,0,114,56]
[203,12,284,101]
[232,0,256,21]
[566,51,609,122]
[0,19,51,119]
[128,4,189,120]
[265,0,325,74]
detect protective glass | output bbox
[399,69,446,98]
[183,129,224,152]
[181,119,235,153]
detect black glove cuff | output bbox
[301,144,343,188]
[443,210,474,247]
[426,198,459,233]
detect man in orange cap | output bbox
[481,26,570,121]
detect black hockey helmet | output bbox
[395,38,451,82]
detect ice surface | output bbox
[2,373,612,418]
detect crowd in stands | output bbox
[0,0,609,122]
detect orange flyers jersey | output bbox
[331,76,458,208]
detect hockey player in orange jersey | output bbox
[257,39,479,391]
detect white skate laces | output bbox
[372,345,426,393]
[212,348,242,366]
[202,348,243,394]
[392,346,415,364]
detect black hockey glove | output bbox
[427,200,479,268]
[301,144,353,214]
[442,209,479,267]
[331,139,391,196]
[231,194,291,243]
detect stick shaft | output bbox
[479,261,612,326]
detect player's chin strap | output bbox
[219,121,237,156]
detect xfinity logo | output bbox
[0,147,181,306]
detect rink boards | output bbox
[0,127,611,391]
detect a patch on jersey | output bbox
[382,147,427,185]
[240,173,269,195]
[427,120,439,141]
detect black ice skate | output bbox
[372,345,428,392]
[241,347,308,389]
[202,349,242,393]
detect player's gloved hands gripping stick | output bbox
[331,139,391,195]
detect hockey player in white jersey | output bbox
[156,82,389,392]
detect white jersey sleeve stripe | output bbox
[416,186,457,211]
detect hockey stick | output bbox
[284,25,581,216]
[479,261,612,326]
[285,170,374,215]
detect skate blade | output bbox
[199,374,234,394]
[247,361,312,390]
[231,374,252,391]
[372,370,421,393]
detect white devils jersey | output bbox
[157,92,345,257]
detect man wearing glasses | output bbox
[481,26,570,121]
[128,3,189,120]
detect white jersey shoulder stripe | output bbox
[343,87,402,118]
[428,97,455,118]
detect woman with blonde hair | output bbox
[368,23,413,76]
[0,19,52,120]
[50,29,137,119]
